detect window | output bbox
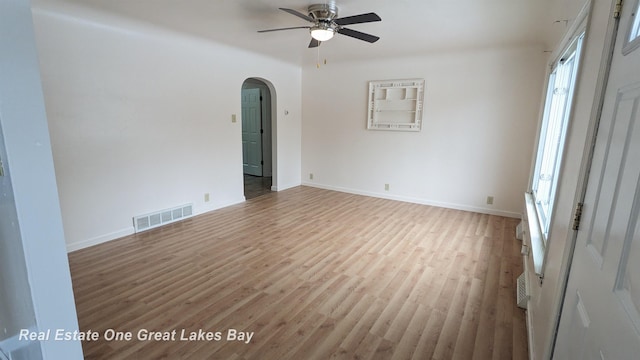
[531,33,585,241]
[629,0,640,42]
[624,0,640,54]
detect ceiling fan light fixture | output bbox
[310,26,335,41]
[258,5,381,47]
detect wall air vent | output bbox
[517,272,529,309]
[133,203,193,233]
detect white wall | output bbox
[543,0,595,52]
[301,46,546,216]
[31,4,302,250]
[0,0,82,358]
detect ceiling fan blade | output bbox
[334,12,381,26]
[279,7,314,22]
[337,28,380,43]
[308,38,321,48]
[258,26,310,33]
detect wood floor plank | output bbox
[472,254,501,359]
[411,308,447,360]
[390,303,432,360]
[67,186,528,359]
[432,276,470,359]
[451,277,484,360]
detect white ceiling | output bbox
[32,0,559,65]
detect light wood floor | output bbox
[68,186,528,359]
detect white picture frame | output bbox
[367,79,425,131]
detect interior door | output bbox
[241,88,262,176]
[554,1,640,359]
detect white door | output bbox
[241,88,262,176]
[555,1,640,359]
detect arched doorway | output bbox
[241,78,275,199]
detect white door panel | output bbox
[555,1,640,358]
[242,88,262,176]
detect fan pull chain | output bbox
[316,46,328,69]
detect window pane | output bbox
[531,34,584,239]
[630,2,640,42]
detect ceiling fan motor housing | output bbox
[308,3,339,21]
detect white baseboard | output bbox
[64,184,520,253]
[66,197,246,253]
[301,182,522,218]
[66,227,134,253]
[272,182,299,192]
[527,307,535,360]
[195,198,245,216]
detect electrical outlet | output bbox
[231,114,237,123]
[309,173,314,180]
[487,196,494,205]
[204,193,210,202]
[385,183,390,191]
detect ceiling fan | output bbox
[258,3,381,48]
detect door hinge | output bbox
[572,202,584,230]
[261,160,264,165]
[614,0,623,19]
